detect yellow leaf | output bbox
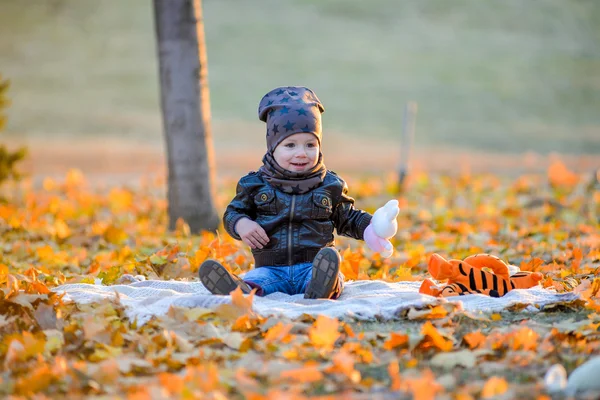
[42,177,56,191]
[89,344,122,362]
[65,168,85,188]
[54,219,71,239]
[491,313,502,321]
[308,315,340,351]
[103,225,128,245]
[183,307,212,321]
[108,188,133,212]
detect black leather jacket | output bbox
[223,171,372,267]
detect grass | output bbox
[0,0,599,154]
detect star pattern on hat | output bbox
[279,106,290,115]
[271,124,279,136]
[268,108,276,118]
[266,100,274,106]
[296,108,308,116]
[288,91,298,96]
[280,97,290,103]
[275,89,285,96]
[301,124,311,132]
[283,121,295,132]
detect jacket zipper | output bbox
[288,195,296,265]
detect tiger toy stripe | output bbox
[419,253,543,298]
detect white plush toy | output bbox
[364,199,399,258]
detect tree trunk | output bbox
[153,0,219,233]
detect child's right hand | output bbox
[235,218,270,249]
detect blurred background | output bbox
[1,0,599,183]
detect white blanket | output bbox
[53,279,580,325]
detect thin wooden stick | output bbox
[398,101,418,190]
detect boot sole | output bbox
[199,260,250,295]
[304,248,341,299]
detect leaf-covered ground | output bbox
[1,162,599,399]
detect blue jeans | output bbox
[242,262,344,297]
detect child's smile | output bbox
[272,132,320,172]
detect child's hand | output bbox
[235,218,270,249]
[364,224,394,258]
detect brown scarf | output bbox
[259,152,327,194]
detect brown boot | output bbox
[304,247,342,299]
[199,260,251,295]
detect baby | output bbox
[200,86,397,299]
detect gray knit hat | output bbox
[258,86,325,153]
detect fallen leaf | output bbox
[308,315,340,351]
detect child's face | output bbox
[273,133,320,172]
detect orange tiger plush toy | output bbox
[419,253,543,298]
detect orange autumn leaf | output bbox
[29,281,50,295]
[421,321,453,351]
[571,247,583,272]
[405,369,442,400]
[13,363,55,395]
[280,365,323,383]
[231,286,255,314]
[209,237,238,258]
[330,349,360,383]
[264,321,294,343]
[340,248,360,280]
[190,248,211,269]
[185,363,220,393]
[158,372,185,394]
[383,332,409,350]
[309,315,340,351]
[463,331,486,349]
[548,160,579,187]
[511,327,539,351]
[574,278,600,301]
[520,257,545,272]
[343,323,356,338]
[481,376,508,398]
[388,362,402,391]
